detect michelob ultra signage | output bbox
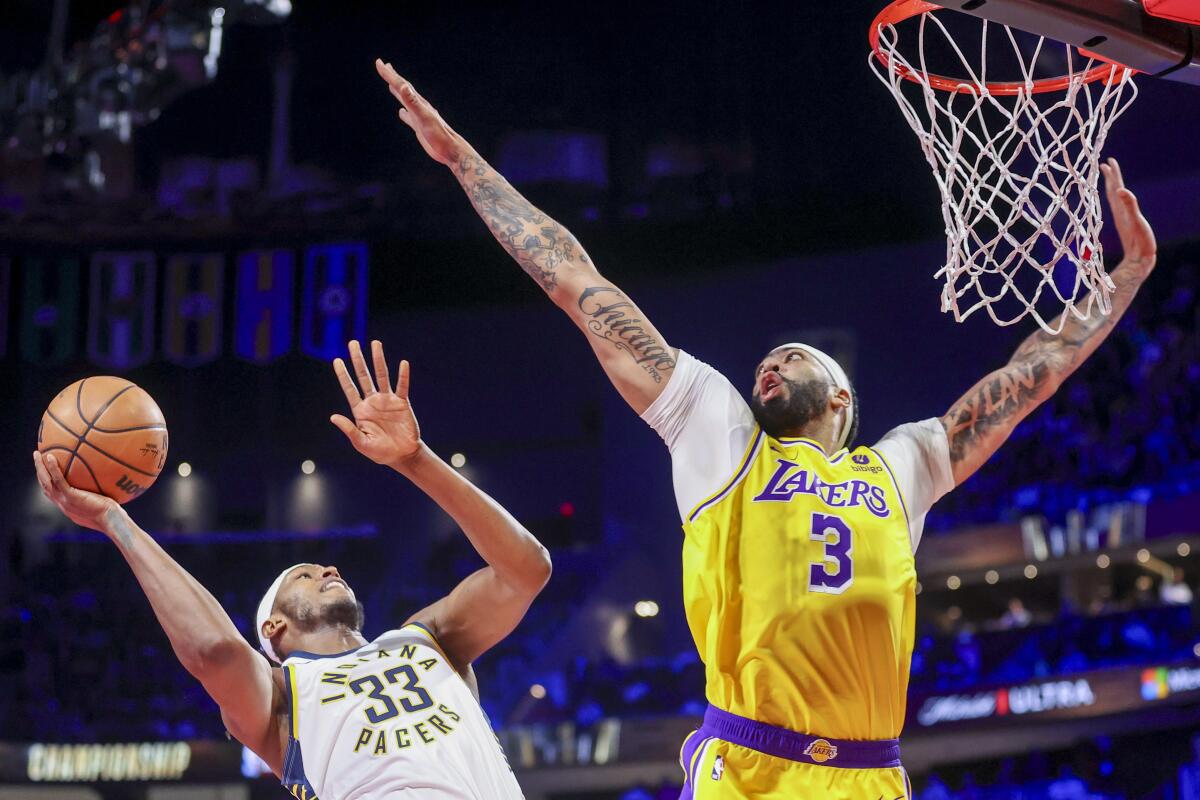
[916,679,1095,727]
[911,660,1200,730]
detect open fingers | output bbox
[397,107,418,131]
[42,451,74,496]
[32,452,54,496]
[396,359,410,398]
[1107,157,1125,189]
[375,62,420,110]
[1102,157,1124,200]
[371,340,391,393]
[330,414,365,446]
[375,58,405,89]
[333,357,362,408]
[348,340,377,397]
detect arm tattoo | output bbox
[944,361,1050,463]
[105,508,136,549]
[945,264,1143,466]
[454,154,589,293]
[577,286,676,383]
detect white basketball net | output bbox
[871,11,1139,333]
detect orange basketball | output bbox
[37,377,169,504]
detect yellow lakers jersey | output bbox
[682,429,916,740]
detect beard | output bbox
[282,595,365,634]
[750,376,830,439]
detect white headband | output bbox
[256,563,307,664]
[771,342,855,450]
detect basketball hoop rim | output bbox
[870,0,1135,96]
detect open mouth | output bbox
[760,373,784,401]
[320,578,348,593]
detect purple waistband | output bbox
[699,705,902,770]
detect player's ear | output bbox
[831,386,852,411]
[262,616,286,641]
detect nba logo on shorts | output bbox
[711,755,725,781]
[803,739,839,764]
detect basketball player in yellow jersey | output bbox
[32,340,550,800]
[378,61,1158,799]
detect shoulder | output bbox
[640,349,753,448]
[873,418,951,463]
[870,419,955,549]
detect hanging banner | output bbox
[235,249,294,363]
[88,252,157,369]
[163,254,224,366]
[20,259,80,367]
[0,257,9,359]
[300,242,368,361]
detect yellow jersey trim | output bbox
[677,729,699,777]
[401,621,452,664]
[775,435,850,462]
[284,664,299,739]
[868,446,911,531]
[687,736,714,785]
[686,427,766,523]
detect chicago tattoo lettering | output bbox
[577,286,676,382]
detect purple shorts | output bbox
[679,705,903,798]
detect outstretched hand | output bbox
[33,450,119,532]
[375,59,468,168]
[1101,157,1156,275]
[331,340,422,467]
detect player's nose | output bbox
[321,565,341,579]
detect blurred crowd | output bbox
[509,601,1197,727]
[909,603,1195,693]
[929,258,1200,530]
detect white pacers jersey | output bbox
[279,623,523,800]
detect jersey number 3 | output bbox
[349,665,435,724]
[808,512,854,594]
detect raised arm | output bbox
[330,340,552,671]
[31,452,285,772]
[940,159,1158,485]
[375,61,675,414]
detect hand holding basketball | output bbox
[1101,158,1157,274]
[375,60,467,167]
[331,340,422,467]
[33,451,119,532]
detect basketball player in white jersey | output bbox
[32,339,549,800]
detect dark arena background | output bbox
[2,1,1199,799]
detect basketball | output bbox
[37,377,169,504]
